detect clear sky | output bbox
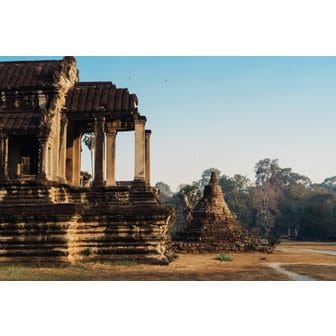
[1,56,336,190]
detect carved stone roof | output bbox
[0,113,40,131]
[0,57,75,90]
[65,82,138,114]
[0,57,140,132]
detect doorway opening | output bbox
[8,135,39,179]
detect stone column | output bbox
[105,122,117,187]
[134,118,146,181]
[48,144,53,180]
[72,133,82,186]
[0,134,9,180]
[93,117,105,187]
[38,136,48,180]
[58,115,68,182]
[65,126,74,184]
[145,130,151,185]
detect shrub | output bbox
[216,254,234,262]
[247,242,257,250]
[268,235,280,246]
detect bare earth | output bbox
[0,241,335,281]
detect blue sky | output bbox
[2,56,336,189]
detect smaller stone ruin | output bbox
[173,172,272,253]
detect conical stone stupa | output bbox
[173,172,272,253]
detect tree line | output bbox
[156,159,336,241]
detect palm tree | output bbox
[82,133,95,178]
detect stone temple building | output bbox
[0,56,174,264]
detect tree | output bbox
[274,183,312,237]
[177,182,202,212]
[299,191,336,241]
[252,159,284,236]
[279,170,311,188]
[320,176,336,192]
[155,182,174,203]
[252,158,312,238]
[199,168,221,191]
[219,174,252,227]
[82,133,95,177]
[255,158,282,186]
[250,181,282,237]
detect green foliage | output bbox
[155,182,174,203]
[246,242,257,251]
[82,133,95,177]
[216,254,234,262]
[320,176,336,192]
[255,158,282,186]
[219,174,252,228]
[178,182,202,208]
[268,235,280,246]
[299,192,336,241]
[82,133,95,151]
[156,161,336,242]
[199,168,221,191]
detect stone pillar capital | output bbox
[134,116,146,125]
[105,121,118,135]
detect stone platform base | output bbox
[172,241,274,254]
[0,181,174,265]
[173,223,275,254]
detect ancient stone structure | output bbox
[174,172,271,253]
[0,57,174,264]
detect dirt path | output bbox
[301,249,336,256]
[268,262,316,281]
[269,244,336,280]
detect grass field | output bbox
[0,241,335,281]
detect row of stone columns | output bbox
[0,115,152,187]
[93,116,151,187]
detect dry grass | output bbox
[0,242,335,281]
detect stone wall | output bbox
[0,182,174,264]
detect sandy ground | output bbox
[0,241,335,281]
